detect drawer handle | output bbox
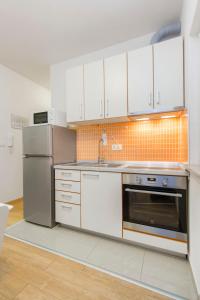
[62,194,72,199]
[62,183,72,188]
[61,172,72,176]
[61,205,72,209]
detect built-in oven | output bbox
[123,174,188,242]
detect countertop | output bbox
[54,161,188,176]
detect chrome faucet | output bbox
[98,130,107,164]
[98,137,104,164]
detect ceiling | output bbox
[0,0,183,88]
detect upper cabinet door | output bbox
[153,37,184,111]
[66,65,84,122]
[84,60,104,121]
[128,46,154,114]
[104,53,127,118]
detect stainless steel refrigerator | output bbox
[23,125,76,227]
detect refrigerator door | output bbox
[52,126,76,164]
[23,125,52,156]
[23,156,55,227]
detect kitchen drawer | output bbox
[55,169,80,181]
[55,201,80,227]
[55,191,80,205]
[55,180,80,193]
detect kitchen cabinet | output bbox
[55,169,81,227]
[153,36,184,111]
[128,46,154,114]
[64,37,184,123]
[66,65,84,122]
[81,171,122,237]
[55,180,80,193]
[84,60,104,120]
[55,191,80,205]
[55,169,80,181]
[56,202,80,227]
[104,53,127,118]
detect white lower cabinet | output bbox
[55,201,80,227]
[55,180,80,193]
[81,171,122,237]
[55,191,80,205]
[55,169,80,181]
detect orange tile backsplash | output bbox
[77,114,188,162]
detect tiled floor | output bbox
[6,221,197,300]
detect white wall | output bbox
[189,173,200,296]
[188,35,200,299]
[50,33,153,111]
[181,0,200,296]
[0,64,50,203]
[181,0,198,35]
[187,37,200,165]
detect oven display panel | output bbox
[146,177,157,184]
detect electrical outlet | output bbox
[112,144,122,151]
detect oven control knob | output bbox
[162,179,168,187]
[136,177,142,184]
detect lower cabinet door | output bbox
[81,172,122,237]
[55,201,80,227]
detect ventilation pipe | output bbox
[150,21,181,44]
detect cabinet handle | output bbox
[100,99,104,117]
[61,205,72,209]
[156,90,160,105]
[148,92,153,106]
[80,103,83,119]
[82,173,99,178]
[106,99,109,117]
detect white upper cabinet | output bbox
[153,36,184,111]
[104,53,127,118]
[66,65,84,122]
[128,46,154,114]
[64,37,184,123]
[81,171,122,238]
[84,60,104,121]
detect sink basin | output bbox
[65,162,122,168]
[64,162,94,167]
[92,163,122,168]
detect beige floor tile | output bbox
[87,238,145,280]
[141,249,197,299]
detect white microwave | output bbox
[33,109,66,127]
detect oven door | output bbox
[123,185,187,241]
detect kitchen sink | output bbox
[91,163,123,168]
[64,162,94,166]
[65,162,122,168]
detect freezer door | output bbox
[23,125,52,156]
[23,156,55,227]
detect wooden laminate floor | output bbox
[1,199,169,300]
[7,199,24,227]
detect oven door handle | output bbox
[125,188,182,198]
